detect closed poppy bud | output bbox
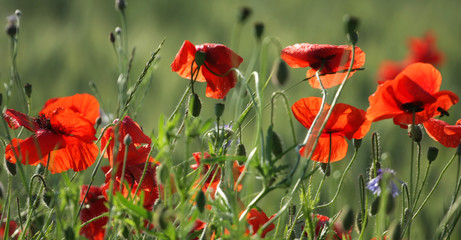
[115,27,122,35]
[189,93,202,117]
[353,138,362,149]
[123,134,132,146]
[5,159,16,176]
[273,59,289,86]
[254,22,264,40]
[370,196,380,216]
[236,143,246,157]
[194,51,206,68]
[42,187,55,208]
[5,14,18,37]
[109,32,116,43]
[156,164,169,185]
[196,190,206,213]
[343,15,359,35]
[389,221,402,240]
[355,211,367,233]
[64,226,75,240]
[214,103,225,119]
[238,7,252,23]
[24,83,32,98]
[95,117,102,128]
[271,131,283,157]
[116,0,127,11]
[427,146,439,163]
[339,206,354,231]
[408,124,423,142]
[321,163,331,177]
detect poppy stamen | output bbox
[437,107,449,117]
[401,102,424,113]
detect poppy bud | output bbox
[214,103,225,119]
[254,22,264,40]
[109,32,116,43]
[271,131,283,157]
[273,59,289,86]
[196,190,206,213]
[408,124,422,142]
[95,117,102,128]
[427,146,438,163]
[339,206,354,231]
[389,221,402,240]
[64,226,75,240]
[189,93,202,117]
[123,134,132,146]
[403,207,411,226]
[321,163,331,177]
[343,15,359,35]
[116,0,127,11]
[353,138,362,149]
[24,83,32,98]
[194,51,206,68]
[238,7,252,23]
[156,164,169,185]
[35,164,45,175]
[42,187,55,208]
[236,143,246,157]
[370,196,380,216]
[5,15,18,37]
[5,159,16,176]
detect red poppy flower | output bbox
[79,185,108,240]
[171,40,244,99]
[191,152,244,195]
[0,220,18,239]
[243,209,275,237]
[423,118,461,148]
[101,162,158,211]
[377,60,406,84]
[101,116,152,167]
[367,63,458,126]
[407,31,443,65]
[281,43,365,89]
[4,93,100,173]
[292,97,369,163]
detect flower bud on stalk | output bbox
[427,146,439,163]
[189,93,202,117]
[344,15,359,44]
[238,7,252,23]
[214,103,225,119]
[272,59,290,86]
[123,134,132,146]
[339,206,354,232]
[353,138,362,149]
[254,22,264,40]
[109,32,116,43]
[321,163,331,176]
[196,190,206,213]
[116,0,127,11]
[5,158,16,176]
[24,83,32,98]
[236,143,246,157]
[271,131,283,157]
[408,124,423,142]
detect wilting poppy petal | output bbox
[3,109,37,131]
[172,40,243,99]
[40,93,100,125]
[79,185,108,240]
[281,43,365,89]
[423,118,461,148]
[367,63,458,126]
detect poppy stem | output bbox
[168,85,191,122]
[270,91,297,145]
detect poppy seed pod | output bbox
[238,7,252,23]
[344,15,359,35]
[370,196,380,216]
[109,32,116,43]
[194,51,206,67]
[271,131,283,157]
[24,83,32,98]
[353,138,362,149]
[254,22,264,40]
[189,93,202,117]
[65,226,75,240]
[123,134,132,146]
[389,222,402,240]
[427,146,439,163]
[214,103,225,119]
[321,163,331,176]
[236,143,246,157]
[116,0,127,11]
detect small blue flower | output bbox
[367,168,402,198]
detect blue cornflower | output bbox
[367,168,402,198]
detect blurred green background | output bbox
[2,0,461,238]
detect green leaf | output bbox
[115,192,151,220]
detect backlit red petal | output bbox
[306,134,348,163]
[3,109,37,132]
[79,185,108,240]
[40,93,100,125]
[49,108,97,142]
[291,97,329,129]
[47,136,98,173]
[171,40,206,82]
[424,118,461,148]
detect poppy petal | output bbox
[171,40,206,82]
[5,131,64,166]
[47,136,98,173]
[310,134,348,163]
[424,118,461,148]
[291,97,329,129]
[50,108,97,142]
[40,93,100,125]
[3,109,38,131]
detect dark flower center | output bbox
[401,102,424,113]
[437,107,449,117]
[35,114,52,130]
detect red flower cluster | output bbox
[378,31,443,83]
[281,43,365,89]
[367,63,458,127]
[172,40,243,99]
[79,185,108,240]
[292,97,370,162]
[244,208,275,237]
[4,93,100,173]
